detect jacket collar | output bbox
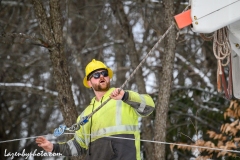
[90,87,115,103]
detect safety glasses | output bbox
[88,70,108,80]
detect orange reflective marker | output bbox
[174,9,192,29]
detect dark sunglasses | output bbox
[88,70,108,80]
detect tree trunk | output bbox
[154,0,176,159]
[32,0,77,127]
[31,2,83,158]
[32,1,82,159]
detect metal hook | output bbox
[53,125,67,137]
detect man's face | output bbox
[87,70,110,91]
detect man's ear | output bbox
[87,80,92,88]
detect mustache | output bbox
[99,78,105,82]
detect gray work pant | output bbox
[85,134,137,160]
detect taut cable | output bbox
[56,23,175,135]
[2,133,240,155]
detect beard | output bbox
[91,80,110,92]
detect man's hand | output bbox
[110,88,125,100]
[36,136,53,152]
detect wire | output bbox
[0,134,51,144]
[1,133,240,155]
[103,135,240,154]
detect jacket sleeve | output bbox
[122,90,155,116]
[52,113,89,156]
[52,138,85,156]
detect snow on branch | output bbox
[0,82,58,96]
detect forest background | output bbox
[1,0,239,160]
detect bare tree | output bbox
[0,0,231,160]
[154,0,177,159]
[31,0,78,126]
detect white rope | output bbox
[0,134,51,144]
[104,135,240,154]
[213,27,231,67]
[2,133,240,154]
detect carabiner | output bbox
[53,125,67,137]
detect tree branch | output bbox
[0,83,58,97]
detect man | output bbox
[36,59,155,160]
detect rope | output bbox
[199,27,231,68]
[213,27,231,67]
[212,27,232,94]
[121,23,174,88]
[200,27,231,67]
[0,135,51,144]
[68,23,175,131]
[200,27,232,94]
[104,135,240,154]
[199,33,213,41]
[1,133,240,155]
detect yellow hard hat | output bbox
[83,59,113,88]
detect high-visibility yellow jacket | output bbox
[53,88,155,160]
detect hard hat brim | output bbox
[83,68,113,88]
